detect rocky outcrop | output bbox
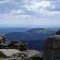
[43,35,60,60]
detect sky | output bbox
[0,0,60,28]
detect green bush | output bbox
[0,58,3,60]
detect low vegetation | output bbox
[0,58,3,60]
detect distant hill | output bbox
[4,28,56,41]
[0,28,30,35]
[4,28,57,51]
[26,28,46,33]
[26,28,56,34]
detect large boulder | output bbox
[45,35,60,49]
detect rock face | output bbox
[0,35,41,60]
[0,35,6,44]
[0,49,21,58]
[0,49,40,60]
[43,35,60,60]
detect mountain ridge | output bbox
[3,28,57,51]
[4,28,56,41]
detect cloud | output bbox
[0,0,60,27]
[21,0,60,17]
[24,1,54,11]
[38,10,60,17]
[0,0,9,4]
[10,9,24,14]
[0,0,60,17]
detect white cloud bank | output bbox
[24,1,53,11]
[0,14,60,28]
[0,0,60,27]
[24,1,60,16]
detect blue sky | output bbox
[0,0,60,28]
